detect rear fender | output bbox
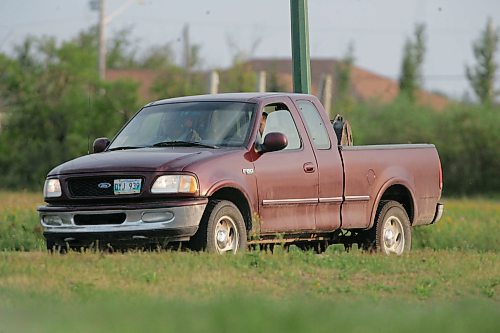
[368,178,418,229]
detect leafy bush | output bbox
[0,35,140,190]
[435,105,500,195]
[348,98,500,196]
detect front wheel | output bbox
[190,200,247,254]
[373,200,412,255]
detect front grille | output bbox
[74,213,126,225]
[68,177,116,197]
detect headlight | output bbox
[44,179,62,198]
[151,175,198,194]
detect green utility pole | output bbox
[290,0,311,94]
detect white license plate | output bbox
[113,179,141,195]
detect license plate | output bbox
[114,179,141,195]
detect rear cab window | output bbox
[296,100,331,150]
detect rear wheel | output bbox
[358,200,411,254]
[374,200,411,255]
[190,200,247,254]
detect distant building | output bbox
[106,69,159,103]
[246,58,448,110]
[106,58,448,110]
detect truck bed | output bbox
[339,144,442,229]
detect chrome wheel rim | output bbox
[382,216,405,255]
[214,215,239,254]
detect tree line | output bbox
[398,19,499,105]
[0,21,498,195]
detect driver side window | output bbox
[262,104,302,150]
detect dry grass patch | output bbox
[0,191,43,211]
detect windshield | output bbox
[108,101,256,150]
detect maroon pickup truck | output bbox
[38,93,443,254]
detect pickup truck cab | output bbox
[38,93,443,254]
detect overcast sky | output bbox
[1,0,499,99]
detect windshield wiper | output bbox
[151,141,218,149]
[107,146,146,151]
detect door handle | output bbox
[303,162,316,173]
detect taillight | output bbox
[438,159,443,190]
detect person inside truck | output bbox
[164,116,201,142]
[259,111,268,136]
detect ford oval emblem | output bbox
[98,182,112,189]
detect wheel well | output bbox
[210,188,252,231]
[379,185,414,224]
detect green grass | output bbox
[0,250,499,332]
[0,193,499,252]
[0,193,499,332]
[0,191,45,250]
[0,250,498,301]
[1,290,498,333]
[0,208,44,251]
[412,198,500,252]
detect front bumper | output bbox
[38,199,207,248]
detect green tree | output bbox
[466,18,499,106]
[140,44,175,70]
[219,60,256,93]
[150,66,205,99]
[267,64,287,92]
[148,33,204,99]
[334,43,355,112]
[0,28,140,190]
[221,35,260,93]
[398,23,426,101]
[107,27,139,69]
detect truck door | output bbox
[294,98,343,231]
[253,99,318,233]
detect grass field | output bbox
[0,191,498,252]
[0,192,499,332]
[0,250,499,332]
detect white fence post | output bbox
[209,70,219,94]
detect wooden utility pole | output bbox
[318,74,333,117]
[290,0,311,94]
[95,0,137,81]
[98,0,106,80]
[183,24,192,86]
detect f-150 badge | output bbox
[242,168,254,175]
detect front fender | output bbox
[206,180,257,216]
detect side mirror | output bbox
[93,137,110,153]
[261,132,288,153]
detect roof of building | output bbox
[106,69,158,102]
[106,58,449,110]
[246,58,448,110]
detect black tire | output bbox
[189,200,247,254]
[46,240,68,254]
[46,240,55,252]
[373,200,412,255]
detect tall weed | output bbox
[413,198,499,252]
